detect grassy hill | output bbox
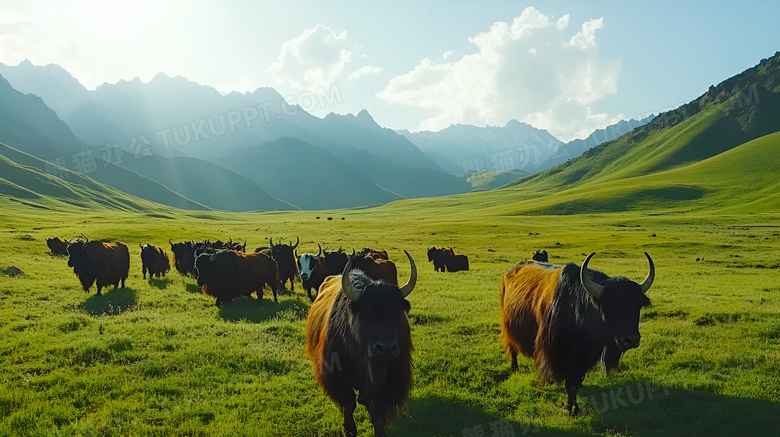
[0,142,207,211]
[507,52,780,193]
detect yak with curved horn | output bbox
[500,252,654,414]
[306,250,416,437]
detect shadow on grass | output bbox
[391,395,584,437]
[148,277,171,289]
[185,283,203,294]
[217,298,309,324]
[79,287,137,316]
[582,382,780,437]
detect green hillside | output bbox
[507,52,780,193]
[0,142,208,211]
[0,143,170,212]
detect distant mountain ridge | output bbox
[399,116,653,179]
[0,60,469,209]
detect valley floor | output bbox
[1,205,779,436]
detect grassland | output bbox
[1,191,779,436]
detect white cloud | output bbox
[377,7,621,138]
[348,65,382,81]
[442,50,455,60]
[267,25,352,90]
[0,9,29,26]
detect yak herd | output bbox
[45,234,654,436]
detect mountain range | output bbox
[2,51,778,214]
[0,61,469,210]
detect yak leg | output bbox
[565,373,585,415]
[340,395,358,437]
[271,280,278,303]
[510,349,519,372]
[368,401,388,437]
[142,266,147,279]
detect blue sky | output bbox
[0,1,778,140]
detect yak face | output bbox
[297,244,323,282]
[270,238,298,267]
[350,273,411,361]
[195,252,215,287]
[597,279,651,352]
[67,240,95,291]
[580,252,654,353]
[323,249,348,275]
[298,254,320,281]
[67,241,88,270]
[427,247,437,262]
[342,251,416,365]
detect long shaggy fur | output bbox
[500,260,616,381]
[306,271,413,434]
[68,241,130,294]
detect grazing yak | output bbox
[500,252,654,414]
[196,250,280,306]
[306,251,416,437]
[427,247,469,272]
[67,238,130,295]
[532,250,549,262]
[140,244,170,279]
[169,239,197,276]
[359,247,389,260]
[426,247,453,272]
[257,237,299,291]
[297,244,327,302]
[46,237,69,256]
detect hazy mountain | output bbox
[216,137,403,210]
[0,73,86,159]
[0,61,467,208]
[399,120,563,175]
[507,52,780,191]
[0,72,288,211]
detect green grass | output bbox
[1,194,780,436]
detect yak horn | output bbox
[292,236,300,250]
[580,252,605,300]
[317,243,322,257]
[294,249,298,258]
[341,255,362,302]
[399,250,417,298]
[639,252,655,294]
[269,237,275,248]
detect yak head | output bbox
[67,239,95,291]
[269,236,298,266]
[195,251,217,288]
[323,246,348,275]
[580,252,654,352]
[296,244,322,281]
[532,250,548,262]
[341,251,415,367]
